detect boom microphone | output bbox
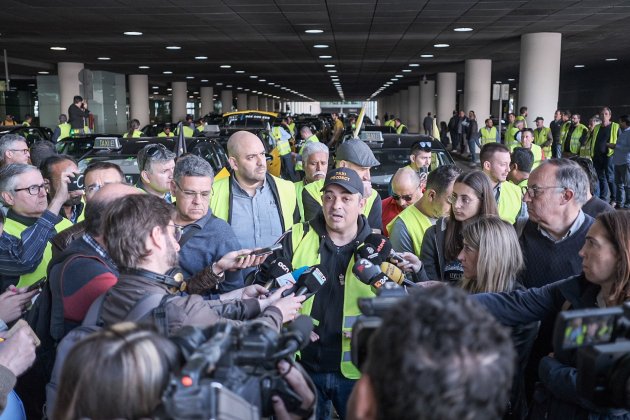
[281,265,327,298]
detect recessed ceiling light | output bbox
[457,89,462,92]
[402,69,411,72]
[234,70,245,74]
[395,74,403,77]
[259,79,267,82]
[201,79,208,82]
[324,64,335,68]
[226,85,232,88]
[38,71,49,75]
[495,81,502,84]
[409,63,420,67]
[605,58,618,62]
[97,57,111,60]
[250,75,258,79]
[186,76,194,79]
[454,27,473,32]
[574,64,585,68]
[327,70,337,73]
[314,44,329,48]
[244,89,250,92]
[268,82,274,85]
[434,43,450,48]
[507,78,515,81]
[50,46,66,51]
[163,71,173,74]
[390,78,397,81]
[216,82,223,86]
[166,46,181,50]
[167,88,172,91]
[237,87,243,90]
[512,87,517,90]
[305,29,324,34]
[420,54,434,58]
[193,91,199,94]
[274,84,280,87]
[195,56,208,60]
[138,65,150,69]
[220,65,231,69]
[123,31,143,36]
[319,55,332,59]
[152,86,159,88]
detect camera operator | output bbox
[473,210,630,418]
[256,167,376,419]
[99,194,305,334]
[346,286,515,420]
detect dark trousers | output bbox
[309,371,356,420]
[280,154,297,181]
[614,163,630,207]
[552,142,562,159]
[450,130,459,150]
[593,154,615,202]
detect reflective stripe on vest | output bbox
[591,122,619,157]
[534,127,551,157]
[289,222,375,379]
[480,126,497,145]
[304,179,377,218]
[57,123,71,141]
[497,181,523,225]
[210,174,296,230]
[272,127,292,156]
[386,205,433,256]
[3,216,73,287]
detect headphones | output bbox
[123,267,187,293]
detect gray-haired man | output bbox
[136,143,176,202]
[0,134,30,166]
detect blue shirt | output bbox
[0,210,62,276]
[178,210,244,293]
[612,127,630,166]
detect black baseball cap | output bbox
[321,168,364,196]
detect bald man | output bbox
[381,167,425,237]
[210,131,298,269]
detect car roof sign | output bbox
[93,137,122,149]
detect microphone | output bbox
[263,258,294,289]
[355,234,392,264]
[352,258,390,292]
[380,262,418,288]
[281,265,327,297]
[272,315,314,358]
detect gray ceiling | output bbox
[2,0,630,101]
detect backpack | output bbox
[44,290,174,419]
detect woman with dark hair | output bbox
[123,118,144,138]
[420,170,498,283]
[474,210,630,419]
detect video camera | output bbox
[350,282,408,372]
[160,316,313,419]
[553,302,630,408]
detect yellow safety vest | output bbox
[480,126,498,145]
[562,124,588,155]
[534,127,552,157]
[175,126,195,137]
[384,119,395,127]
[288,122,296,137]
[210,174,297,231]
[158,131,174,137]
[510,143,544,169]
[272,126,292,156]
[57,122,71,141]
[386,205,433,256]
[497,181,522,225]
[123,130,143,138]
[295,180,306,221]
[395,124,407,134]
[505,127,520,148]
[22,122,31,127]
[303,179,377,219]
[591,122,619,157]
[560,121,571,147]
[295,135,319,172]
[515,115,527,128]
[3,216,73,287]
[289,222,375,379]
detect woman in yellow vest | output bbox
[123,119,144,138]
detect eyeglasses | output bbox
[166,224,183,241]
[141,144,169,170]
[392,193,415,202]
[9,149,29,155]
[14,184,46,196]
[447,193,479,206]
[85,183,102,195]
[173,181,212,200]
[521,185,566,199]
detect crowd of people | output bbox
[0,103,629,420]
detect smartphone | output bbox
[26,277,46,292]
[5,319,40,347]
[68,173,85,191]
[239,243,282,259]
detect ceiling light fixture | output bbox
[327,70,337,73]
[454,27,473,32]
[420,54,434,58]
[319,55,332,59]
[195,56,208,60]
[201,79,208,82]
[216,82,223,85]
[402,69,411,72]
[605,58,618,62]
[38,71,49,75]
[235,70,245,74]
[434,43,450,48]
[220,65,231,68]
[314,44,329,48]
[138,65,150,69]
[305,29,324,34]
[574,64,585,68]
[123,31,143,36]
[507,78,515,81]
[166,46,181,50]
[186,76,194,79]
[97,57,110,60]
[249,75,258,79]
[324,64,335,68]
[163,71,173,74]
[50,46,66,51]
[259,79,266,82]
[409,63,420,67]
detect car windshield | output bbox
[370,149,450,176]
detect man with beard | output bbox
[480,143,523,224]
[296,141,329,221]
[40,155,84,223]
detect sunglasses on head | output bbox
[411,141,432,151]
[141,144,168,169]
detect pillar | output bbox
[464,59,492,121]
[420,80,436,126]
[200,86,214,116]
[391,92,401,119]
[518,33,562,127]
[58,62,84,115]
[221,90,233,113]
[407,86,420,133]
[237,93,248,111]
[248,95,259,110]
[171,81,187,122]
[128,75,149,127]
[437,72,457,126]
[398,90,408,126]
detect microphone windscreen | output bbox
[362,233,393,262]
[265,257,293,280]
[352,258,382,285]
[380,262,406,285]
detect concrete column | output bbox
[237,93,248,111]
[248,95,259,110]
[128,75,149,127]
[464,59,492,121]
[399,90,409,126]
[221,90,233,113]
[518,33,562,127]
[437,72,457,125]
[58,62,84,115]
[407,85,420,133]
[391,92,401,119]
[420,80,436,126]
[200,86,214,116]
[171,81,187,121]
